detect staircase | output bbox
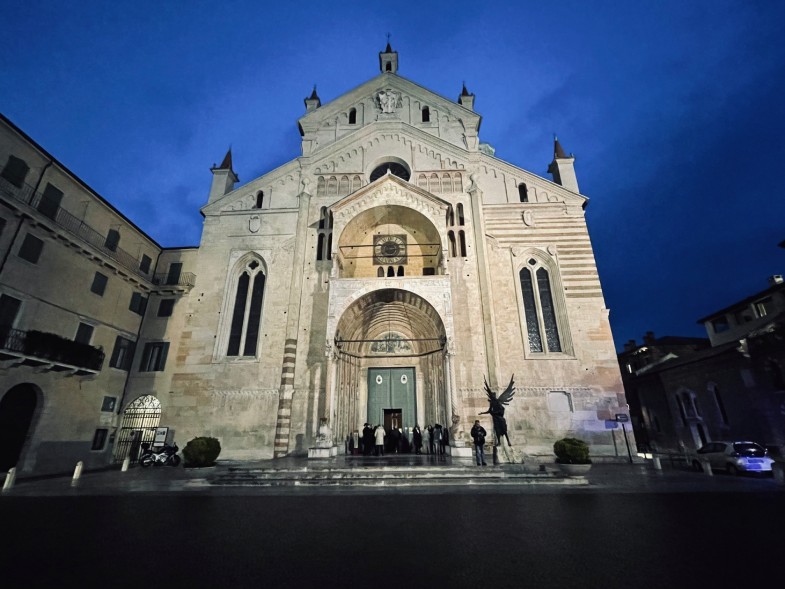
[206,457,588,488]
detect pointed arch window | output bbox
[457,203,465,225]
[227,259,266,357]
[458,231,467,257]
[348,108,357,125]
[256,191,264,209]
[422,106,430,123]
[519,259,563,353]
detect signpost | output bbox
[615,414,633,464]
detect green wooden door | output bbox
[367,367,416,428]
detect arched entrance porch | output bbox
[329,288,454,448]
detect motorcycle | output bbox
[139,442,181,467]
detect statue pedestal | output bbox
[447,446,473,458]
[308,446,338,459]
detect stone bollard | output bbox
[652,454,662,471]
[701,459,713,476]
[71,460,83,487]
[121,457,130,472]
[2,467,17,492]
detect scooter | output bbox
[139,442,181,467]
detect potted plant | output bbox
[554,437,592,476]
[182,436,221,468]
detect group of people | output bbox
[347,423,450,456]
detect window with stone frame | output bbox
[139,341,169,372]
[18,233,44,264]
[1,155,29,188]
[226,257,266,357]
[519,258,564,353]
[109,336,135,371]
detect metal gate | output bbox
[113,395,161,463]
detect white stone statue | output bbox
[377,90,401,114]
[314,417,333,448]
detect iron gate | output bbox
[113,395,161,463]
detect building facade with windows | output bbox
[1,45,627,474]
[620,277,785,456]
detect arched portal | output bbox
[332,289,449,446]
[0,384,39,471]
[336,205,443,278]
[113,395,161,463]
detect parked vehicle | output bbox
[692,441,774,475]
[139,442,181,467]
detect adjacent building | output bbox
[621,276,785,455]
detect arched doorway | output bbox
[0,384,38,471]
[332,289,449,447]
[113,395,161,463]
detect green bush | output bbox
[553,437,591,464]
[182,436,221,467]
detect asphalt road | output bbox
[1,490,782,588]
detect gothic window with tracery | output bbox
[519,259,562,353]
[227,259,266,357]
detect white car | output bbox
[692,441,774,475]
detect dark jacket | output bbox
[471,424,487,445]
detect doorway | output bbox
[367,367,416,429]
[0,384,38,471]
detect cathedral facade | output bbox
[0,46,627,474]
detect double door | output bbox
[367,367,416,430]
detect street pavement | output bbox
[1,460,783,588]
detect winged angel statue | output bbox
[479,375,515,447]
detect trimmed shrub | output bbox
[182,436,221,467]
[554,437,591,464]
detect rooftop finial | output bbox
[385,33,392,53]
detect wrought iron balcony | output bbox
[0,327,105,374]
[152,272,196,288]
[0,175,154,281]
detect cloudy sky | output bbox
[2,1,784,350]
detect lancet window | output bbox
[316,207,332,261]
[227,258,266,357]
[519,259,563,353]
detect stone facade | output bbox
[0,46,628,475]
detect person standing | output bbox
[433,424,443,456]
[412,425,423,455]
[471,420,487,466]
[426,425,434,455]
[374,424,386,456]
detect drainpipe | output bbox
[115,248,162,417]
[0,160,53,277]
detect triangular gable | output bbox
[330,172,451,229]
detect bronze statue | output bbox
[479,375,515,446]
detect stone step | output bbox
[206,465,586,487]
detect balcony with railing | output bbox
[0,175,154,281]
[0,327,105,375]
[152,272,196,287]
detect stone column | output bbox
[274,178,312,458]
[467,174,501,388]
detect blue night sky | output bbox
[2,1,784,350]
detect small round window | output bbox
[370,162,410,182]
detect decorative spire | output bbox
[553,135,568,159]
[379,36,398,74]
[212,147,234,172]
[304,85,321,112]
[458,81,475,110]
